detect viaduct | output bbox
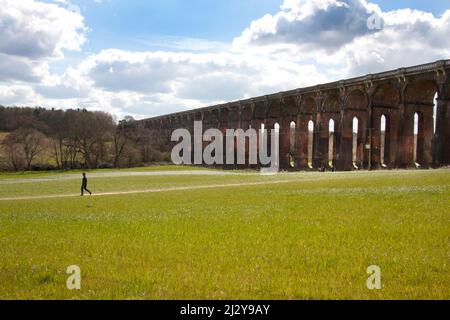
[132,59,450,171]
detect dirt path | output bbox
[0,170,234,185]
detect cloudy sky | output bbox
[0,0,449,120]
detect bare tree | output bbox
[112,116,136,167]
[112,131,127,167]
[20,129,46,170]
[1,132,24,171]
[76,111,115,168]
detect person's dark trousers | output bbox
[81,186,92,196]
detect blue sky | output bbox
[67,0,450,52]
[1,0,450,118]
[70,0,283,49]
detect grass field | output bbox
[0,167,448,299]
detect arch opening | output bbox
[308,120,314,168]
[352,117,359,169]
[274,123,280,168]
[433,92,438,134]
[257,123,266,167]
[274,123,280,132]
[414,112,420,167]
[380,115,388,167]
[328,119,335,168]
[289,121,296,168]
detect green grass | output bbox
[0,168,448,299]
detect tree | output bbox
[112,130,128,167]
[76,111,115,168]
[20,129,46,170]
[1,131,24,171]
[1,129,46,170]
[112,116,136,167]
[0,106,165,171]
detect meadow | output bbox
[0,166,448,299]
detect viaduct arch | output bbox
[128,60,450,171]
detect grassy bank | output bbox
[0,168,448,299]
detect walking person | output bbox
[81,173,92,196]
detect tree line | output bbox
[0,106,170,171]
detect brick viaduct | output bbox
[132,59,450,171]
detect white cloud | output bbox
[35,66,91,99]
[0,84,38,106]
[78,49,325,95]
[0,0,86,82]
[234,0,379,53]
[53,48,326,118]
[329,7,450,76]
[234,0,450,78]
[0,0,449,119]
[0,0,86,59]
[0,54,47,83]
